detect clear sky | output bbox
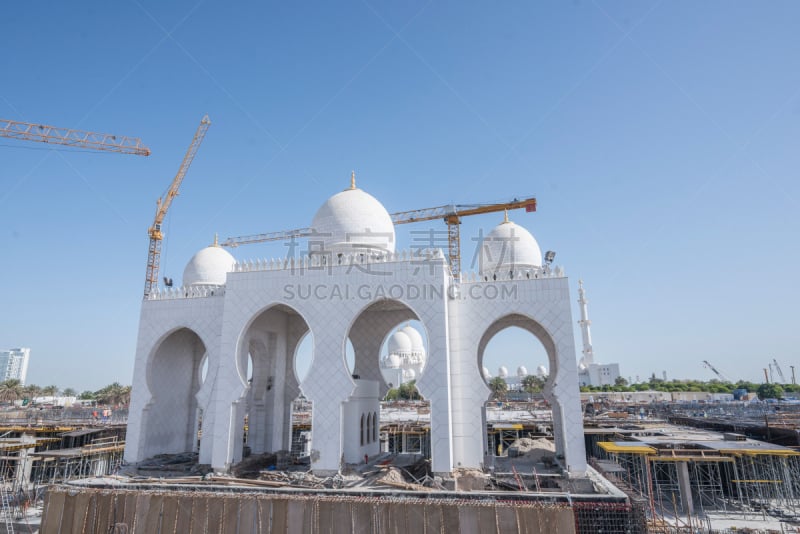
[1,1,798,391]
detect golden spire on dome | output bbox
[349,170,356,190]
[212,233,219,247]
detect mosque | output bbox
[380,324,427,388]
[124,176,588,477]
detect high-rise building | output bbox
[0,348,30,385]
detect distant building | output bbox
[575,282,621,387]
[0,348,30,385]
[380,325,427,388]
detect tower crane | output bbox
[772,359,787,383]
[702,360,731,383]
[220,180,537,279]
[0,118,150,155]
[143,115,210,298]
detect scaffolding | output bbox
[727,450,800,518]
[31,436,125,485]
[595,440,800,526]
[487,424,524,457]
[382,423,430,456]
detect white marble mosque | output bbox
[124,176,588,477]
[380,324,427,388]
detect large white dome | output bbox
[399,325,424,352]
[388,330,412,355]
[310,174,395,257]
[183,241,235,286]
[479,214,541,276]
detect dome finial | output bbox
[503,209,509,223]
[212,233,219,247]
[349,170,356,190]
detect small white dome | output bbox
[400,325,424,352]
[479,215,541,276]
[517,365,528,378]
[498,366,508,378]
[403,368,416,380]
[482,367,491,379]
[310,175,395,257]
[183,243,235,286]
[536,365,548,377]
[388,330,412,355]
[385,353,402,369]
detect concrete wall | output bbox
[41,486,578,534]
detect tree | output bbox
[22,384,42,401]
[757,383,784,401]
[41,385,59,397]
[615,376,629,387]
[62,388,77,398]
[521,375,545,394]
[397,380,421,401]
[95,383,132,406]
[489,377,508,400]
[78,390,96,401]
[0,380,23,403]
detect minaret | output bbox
[577,280,594,366]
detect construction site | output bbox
[2,121,798,534]
[0,391,799,532]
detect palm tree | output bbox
[96,383,132,406]
[0,380,24,403]
[521,375,545,394]
[489,376,508,400]
[120,385,132,406]
[22,384,42,402]
[62,387,77,398]
[41,385,59,397]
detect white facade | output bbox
[0,348,30,385]
[578,363,621,387]
[125,179,588,477]
[575,282,622,387]
[380,325,426,387]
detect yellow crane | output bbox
[0,118,150,155]
[220,185,536,278]
[144,115,211,298]
[390,197,537,278]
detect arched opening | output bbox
[143,328,206,459]
[239,304,311,456]
[289,331,313,462]
[346,300,431,465]
[478,315,558,474]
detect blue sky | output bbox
[1,1,798,390]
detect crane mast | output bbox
[144,115,211,298]
[0,118,150,156]
[702,360,731,383]
[773,359,787,383]
[390,197,537,277]
[220,195,537,279]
